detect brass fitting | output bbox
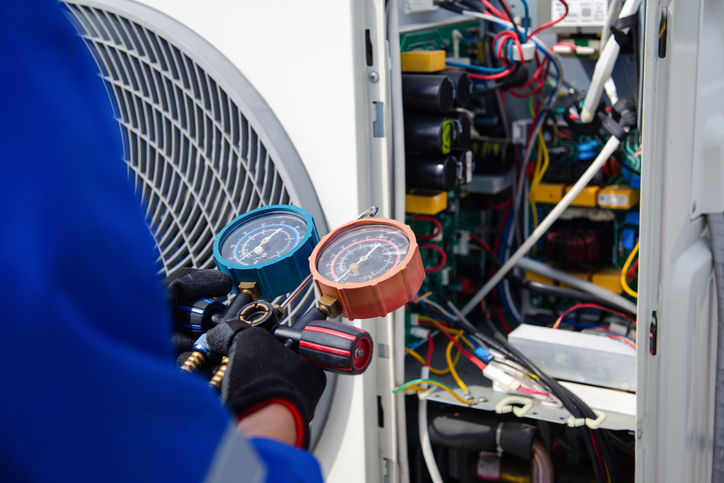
[180,351,206,373]
[317,295,342,319]
[209,356,229,388]
[237,281,261,301]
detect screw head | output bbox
[354,348,365,359]
[477,396,488,403]
[637,428,643,439]
[369,71,379,83]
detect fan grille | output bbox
[65,3,306,272]
[64,1,327,321]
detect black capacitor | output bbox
[445,71,472,107]
[406,155,459,192]
[404,116,455,155]
[453,111,472,149]
[401,74,455,114]
[470,137,515,175]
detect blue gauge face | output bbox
[220,212,308,267]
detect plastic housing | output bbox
[310,218,425,320]
[213,205,319,300]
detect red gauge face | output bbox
[315,224,410,284]
[310,218,425,320]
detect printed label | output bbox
[552,0,608,27]
[476,451,501,480]
[598,193,629,207]
[441,120,452,154]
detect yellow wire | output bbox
[446,338,469,393]
[528,130,550,240]
[398,383,474,405]
[620,242,640,298]
[404,347,460,375]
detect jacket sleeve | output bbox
[0,2,321,482]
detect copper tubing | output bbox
[531,439,554,483]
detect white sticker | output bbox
[476,451,501,480]
[598,193,629,207]
[552,0,608,27]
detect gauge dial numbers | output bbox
[219,214,306,267]
[310,218,425,320]
[213,205,319,300]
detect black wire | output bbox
[496,0,524,43]
[458,311,616,483]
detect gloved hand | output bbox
[163,267,233,307]
[219,327,327,448]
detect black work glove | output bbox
[163,267,233,307]
[220,327,327,448]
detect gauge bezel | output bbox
[309,218,425,320]
[213,205,318,299]
[217,209,308,269]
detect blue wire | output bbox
[446,60,509,74]
[519,0,530,42]
[496,209,520,324]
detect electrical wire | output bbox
[419,243,447,273]
[605,334,636,350]
[551,303,637,329]
[412,215,442,240]
[529,0,569,37]
[620,242,639,298]
[396,379,474,406]
[461,136,622,316]
[442,298,620,482]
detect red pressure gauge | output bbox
[309,218,425,320]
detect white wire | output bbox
[420,296,456,321]
[461,136,622,316]
[517,257,638,314]
[580,0,643,123]
[418,367,444,483]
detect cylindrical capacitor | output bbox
[401,74,455,114]
[406,155,459,192]
[470,137,515,174]
[453,111,472,149]
[446,71,472,107]
[404,116,455,155]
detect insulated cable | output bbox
[461,136,622,316]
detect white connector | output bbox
[405,0,437,13]
[510,40,536,62]
[483,364,521,392]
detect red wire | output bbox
[480,0,506,19]
[491,198,512,210]
[468,66,517,81]
[495,306,512,334]
[419,243,447,273]
[430,322,487,371]
[426,332,434,366]
[589,428,606,477]
[468,233,493,253]
[412,215,442,240]
[492,204,512,257]
[529,0,569,37]
[628,258,640,280]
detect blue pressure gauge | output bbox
[213,205,319,300]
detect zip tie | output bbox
[495,396,533,417]
[567,409,607,429]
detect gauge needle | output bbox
[335,243,380,282]
[242,228,283,259]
